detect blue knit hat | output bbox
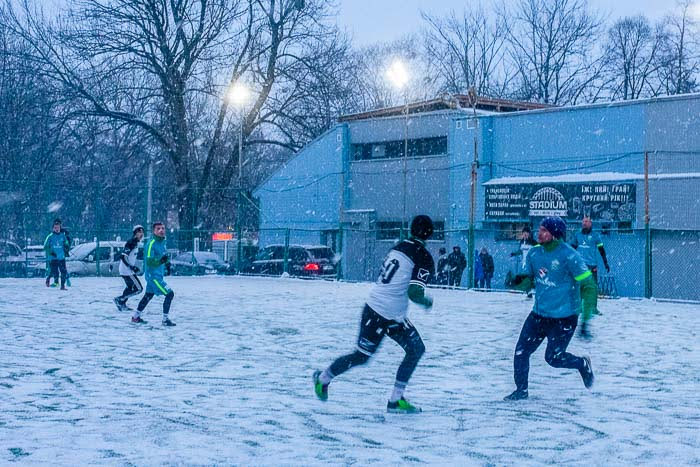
[540,216,566,239]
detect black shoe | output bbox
[312,370,328,401]
[131,316,148,324]
[162,317,176,326]
[45,277,50,287]
[580,356,594,389]
[113,298,126,311]
[579,323,592,339]
[504,389,528,401]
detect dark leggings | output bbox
[119,275,143,301]
[137,290,174,314]
[49,259,67,286]
[328,305,425,386]
[514,312,583,391]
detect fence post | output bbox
[336,226,343,280]
[283,228,290,274]
[95,235,101,277]
[95,188,101,277]
[644,151,652,298]
[236,222,243,274]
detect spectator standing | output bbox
[447,246,466,287]
[474,250,484,288]
[479,247,494,289]
[435,247,449,285]
[43,219,69,290]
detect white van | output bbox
[67,241,144,276]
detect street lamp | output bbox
[386,59,410,239]
[227,82,250,183]
[227,81,252,273]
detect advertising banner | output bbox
[485,183,636,222]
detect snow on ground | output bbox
[0,276,698,465]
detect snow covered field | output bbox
[1,276,698,465]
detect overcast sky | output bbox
[336,0,689,46]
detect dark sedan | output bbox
[169,251,233,276]
[244,244,338,277]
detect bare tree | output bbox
[421,5,511,97]
[3,0,345,235]
[603,15,665,100]
[505,0,603,105]
[655,0,699,95]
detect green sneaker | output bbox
[312,370,328,401]
[387,397,421,414]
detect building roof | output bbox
[338,94,552,122]
[484,172,700,185]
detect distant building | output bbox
[254,93,700,300]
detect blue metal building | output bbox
[254,94,700,300]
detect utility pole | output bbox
[467,87,479,289]
[402,91,409,239]
[644,151,651,298]
[146,158,153,228]
[237,118,244,272]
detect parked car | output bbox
[244,244,338,277]
[67,241,143,276]
[0,240,27,277]
[169,251,232,276]
[23,245,47,277]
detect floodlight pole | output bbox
[237,113,244,273]
[467,88,478,289]
[402,91,409,239]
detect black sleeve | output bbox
[410,248,435,287]
[598,245,609,266]
[121,238,138,266]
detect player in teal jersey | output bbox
[505,217,597,401]
[571,217,610,337]
[134,222,175,326]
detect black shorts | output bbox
[356,304,422,356]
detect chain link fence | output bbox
[3,223,698,302]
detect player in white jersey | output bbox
[313,215,436,413]
[113,225,144,314]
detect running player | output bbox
[114,225,144,312]
[505,217,596,401]
[134,222,175,326]
[313,215,435,413]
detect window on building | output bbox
[351,136,448,161]
[432,221,445,240]
[376,221,403,240]
[320,230,339,251]
[375,220,445,240]
[371,143,386,159]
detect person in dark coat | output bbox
[474,250,484,287]
[447,246,467,287]
[479,247,495,289]
[435,247,449,285]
